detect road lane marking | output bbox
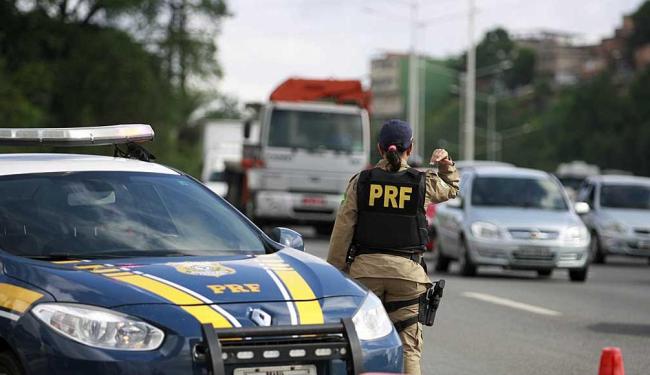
[462,292,562,317]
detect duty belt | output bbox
[353,248,424,264]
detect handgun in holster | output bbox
[419,279,445,326]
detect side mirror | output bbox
[574,202,590,215]
[269,227,305,251]
[446,197,463,209]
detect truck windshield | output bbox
[267,109,363,152]
[0,172,265,259]
[471,176,568,210]
[601,184,650,210]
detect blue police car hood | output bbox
[5,248,366,308]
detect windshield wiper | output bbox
[25,250,189,261]
[25,253,84,261]
[86,249,192,259]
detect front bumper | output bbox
[14,311,402,375]
[600,233,650,257]
[466,238,589,270]
[253,190,342,223]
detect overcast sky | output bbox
[217,0,644,103]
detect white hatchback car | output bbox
[434,166,591,281]
[576,175,650,264]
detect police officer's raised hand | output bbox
[430,149,453,168]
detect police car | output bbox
[0,125,402,375]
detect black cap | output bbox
[379,119,413,151]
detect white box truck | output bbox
[201,120,243,196]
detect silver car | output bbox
[576,175,650,264]
[434,166,591,281]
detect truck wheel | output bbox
[569,266,588,282]
[458,240,477,277]
[433,244,451,273]
[0,352,24,375]
[590,233,605,264]
[537,269,553,278]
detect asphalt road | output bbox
[294,228,650,375]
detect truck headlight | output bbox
[352,293,393,341]
[470,221,501,239]
[32,303,164,351]
[564,226,589,243]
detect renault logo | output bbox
[250,308,272,327]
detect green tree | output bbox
[0,0,231,176]
[504,47,535,89]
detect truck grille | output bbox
[508,229,559,240]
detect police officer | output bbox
[327,119,459,375]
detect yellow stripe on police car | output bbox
[0,283,43,317]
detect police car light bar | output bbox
[0,124,154,146]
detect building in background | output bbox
[514,30,593,86]
[592,14,650,76]
[514,15,650,85]
[370,53,404,120]
[369,53,456,158]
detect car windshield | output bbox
[600,183,650,210]
[267,109,364,152]
[558,176,584,191]
[471,176,568,210]
[0,172,266,258]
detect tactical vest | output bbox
[353,167,428,253]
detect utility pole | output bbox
[408,0,420,161]
[487,94,497,160]
[458,73,465,158]
[463,0,476,161]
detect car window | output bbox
[471,176,568,210]
[267,109,364,152]
[587,184,596,206]
[577,183,595,205]
[459,173,470,196]
[600,184,650,210]
[0,172,266,258]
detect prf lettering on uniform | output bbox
[208,283,261,294]
[369,184,412,208]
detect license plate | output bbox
[302,196,325,206]
[638,240,650,250]
[518,246,552,256]
[234,365,317,375]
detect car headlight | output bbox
[564,226,589,242]
[352,293,393,341]
[602,221,627,235]
[32,303,164,351]
[470,221,501,239]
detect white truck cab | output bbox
[241,101,370,233]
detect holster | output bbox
[418,279,445,326]
[384,279,445,332]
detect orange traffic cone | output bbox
[598,347,625,375]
